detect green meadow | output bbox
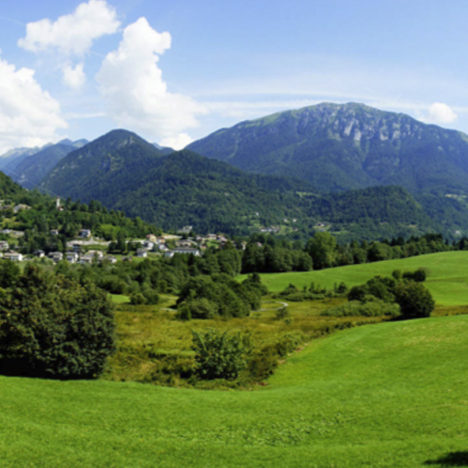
[240,251,468,305]
[1,315,467,467]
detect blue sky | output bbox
[0,0,467,152]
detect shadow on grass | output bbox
[425,451,468,466]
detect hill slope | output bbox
[188,102,468,194]
[1,315,467,467]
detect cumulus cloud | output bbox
[427,102,458,125]
[18,0,120,56]
[62,62,86,89]
[0,59,67,154]
[96,17,205,149]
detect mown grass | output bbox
[1,315,467,467]
[239,251,468,305]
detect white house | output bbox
[3,251,23,262]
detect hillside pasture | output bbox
[1,315,467,467]
[240,251,468,305]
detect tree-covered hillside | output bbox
[36,127,468,238]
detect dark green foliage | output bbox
[402,268,427,282]
[0,264,115,379]
[192,329,251,380]
[177,274,260,319]
[178,298,217,320]
[0,260,20,288]
[394,281,435,319]
[322,299,400,317]
[306,232,337,269]
[248,345,279,380]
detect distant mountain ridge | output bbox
[187,102,468,194]
[6,139,88,189]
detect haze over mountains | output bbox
[4,102,468,238]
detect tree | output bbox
[306,232,337,269]
[0,265,115,379]
[394,281,435,319]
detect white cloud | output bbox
[97,17,205,149]
[160,133,194,150]
[426,102,458,125]
[62,62,86,90]
[0,59,67,154]
[18,0,120,56]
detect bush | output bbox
[248,345,278,380]
[0,264,115,379]
[130,292,146,305]
[394,281,435,319]
[402,268,427,282]
[178,298,217,320]
[192,329,251,380]
[322,299,400,317]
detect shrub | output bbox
[178,298,217,320]
[248,345,278,380]
[130,292,146,305]
[0,264,115,379]
[394,281,435,319]
[402,268,427,282]
[192,329,251,380]
[322,299,400,317]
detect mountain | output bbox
[38,129,443,237]
[6,139,88,189]
[39,129,168,205]
[0,146,45,173]
[187,102,468,194]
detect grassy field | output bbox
[1,314,467,467]
[239,251,468,305]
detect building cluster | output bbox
[0,229,232,263]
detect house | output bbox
[143,240,154,250]
[136,248,148,258]
[3,251,23,262]
[172,248,201,257]
[146,234,157,243]
[13,204,30,214]
[177,225,193,235]
[176,239,195,248]
[48,251,63,263]
[34,249,45,258]
[66,252,79,263]
[0,241,9,251]
[79,229,92,238]
[50,229,59,236]
[71,243,81,253]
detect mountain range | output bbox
[6,102,468,239]
[188,102,468,194]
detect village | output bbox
[0,222,231,264]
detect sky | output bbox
[0,0,468,153]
